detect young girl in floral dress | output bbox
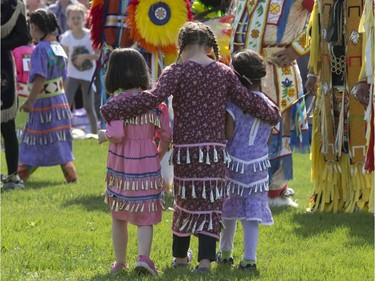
[18,9,77,183]
[217,49,276,271]
[98,48,172,276]
[100,22,281,272]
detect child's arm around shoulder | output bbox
[98,120,125,144]
[225,102,236,140]
[155,102,173,160]
[101,64,181,122]
[226,68,281,126]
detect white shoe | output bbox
[2,174,25,190]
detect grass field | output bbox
[1,114,374,280]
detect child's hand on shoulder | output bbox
[98,130,108,144]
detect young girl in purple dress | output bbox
[18,9,77,183]
[100,22,281,272]
[217,49,276,271]
[98,48,172,276]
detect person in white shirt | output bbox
[60,3,98,133]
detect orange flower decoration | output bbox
[281,99,287,107]
[281,66,291,75]
[288,88,295,97]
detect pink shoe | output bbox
[110,261,127,273]
[134,255,158,276]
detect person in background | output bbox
[100,21,281,273]
[217,49,276,271]
[98,48,172,276]
[351,0,374,213]
[228,0,314,207]
[1,0,30,190]
[60,3,98,134]
[305,0,372,212]
[18,8,77,183]
[12,40,34,99]
[25,0,46,15]
[47,0,77,33]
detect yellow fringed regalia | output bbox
[308,0,373,213]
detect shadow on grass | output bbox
[62,191,175,213]
[269,205,296,216]
[293,212,374,246]
[63,194,108,212]
[86,261,261,280]
[160,265,260,280]
[89,271,136,281]
[8,180,64,190]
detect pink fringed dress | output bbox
[104,91,172,226]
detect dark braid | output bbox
[232,49,266,87]
[48,10,61,39]
[175,21,220,62]
[30,9,60,41]
[205,25,220,61]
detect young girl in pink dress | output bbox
[98,48,172,276]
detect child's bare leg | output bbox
[112,218,128,264]
[60,161,77,183]
[137,225,153,257]
[17,163,38,181]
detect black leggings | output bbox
[1,119,19,175]
[172,234,216,262]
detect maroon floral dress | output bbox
[101,60,280,239]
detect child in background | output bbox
[100,22,281,272]
[18,8,77,183]
[217,49,276,270]
[98,48,172,276]
[12,42,34,98]
[60,3,98,134]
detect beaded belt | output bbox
[29,77,64,99]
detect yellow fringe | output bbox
[307,2,321,75]
[311,96,373,212]
[311,150,373,213]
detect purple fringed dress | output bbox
[223,97,274,225]
[19,40,74,166]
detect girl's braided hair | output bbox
[176,21,220,62]
[30,8,61,41]
[231,49,266,88]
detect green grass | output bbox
[1,116,374,280]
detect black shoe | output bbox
[239,261,256,271]
[216,252,234,265]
